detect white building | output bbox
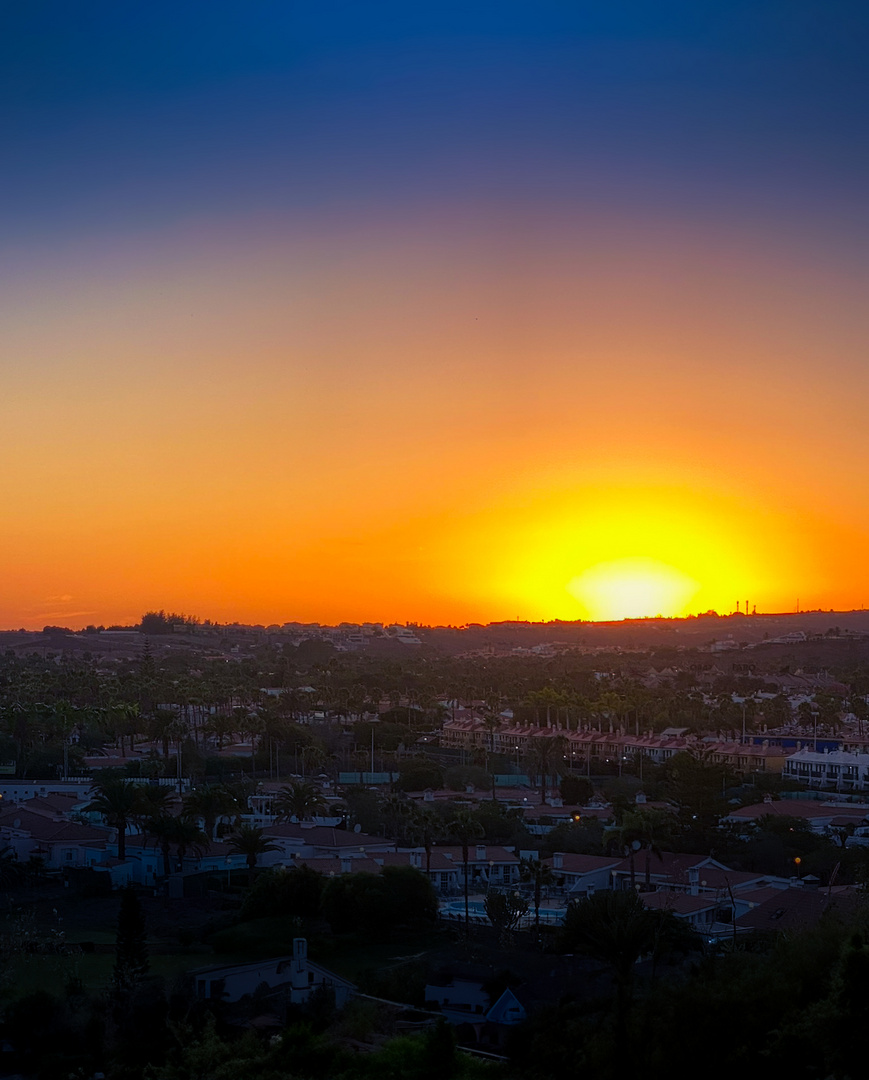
[783,748,869,792]
[192,938,354,1006]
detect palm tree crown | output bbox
[86,777,144,862]
[227,824,280,872]
[273,781,327,823]
[182,785,240,839]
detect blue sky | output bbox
[4,1,868,244]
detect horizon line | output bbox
[8,606,868,635]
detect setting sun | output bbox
[567,557,700,621]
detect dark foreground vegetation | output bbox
[4,874,869,1080]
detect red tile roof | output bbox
[0,807,108,845]
[262,824,394,847]
[434,845,519,864]
[735,887,858,931]
[641,892,719,915]
[544,854,621,874]
[294,856,382,875]
[611,852,725,879]
[729,801,867,822]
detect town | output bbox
[3,609,869,1077]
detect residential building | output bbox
[783,748,869,792]
[260,823,397,862]
[724,798,868,834]
[192,938,354,1006]
[433,844,520,889]
[544,853,622,897]
[0,804,108,870]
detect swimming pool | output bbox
[438,899,567,924]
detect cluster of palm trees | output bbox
[84,774,351,877]
[361,795,567,937]
[8,645,857,795]
[84,775,285,876]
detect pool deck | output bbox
[439,893,570,926]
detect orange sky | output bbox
[3,204,868,628]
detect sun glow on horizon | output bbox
[0,213,862,628]
[462,477,815,624]
[567,557,701,621]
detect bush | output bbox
[396,760,444,791]
[210,916,303,956]
[241,865,325,921]
[473,800,529,844]
[321,867,437,934]
[540,820,606,855]
[559,774,594,806]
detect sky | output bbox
[2,1,869,628]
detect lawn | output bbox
[2,893,454,1006]
[208,916,450,978]
[311,928,450,983]
[3,950,213,1001]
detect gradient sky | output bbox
[3,1,868,627]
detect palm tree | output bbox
[519,855,555,936]
[561,889,658,1068]
[524,735,568,805]
[273,781,327,823]
[618,808,668,889]
[561,889,697,1072]
[380,793,414,844]
[168,814,210,872]
[86,777,144,862]
[482,713,502,798]
[143,814,177,878]
[147,708,179,760]
[141,811,209,877]
[407,805,441,874]
[227,824,280,873]
[134,785,175,834]
[110,701,141,755]
[49,699,79,780]
[183,784,240,839]
[447,809,484,936]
